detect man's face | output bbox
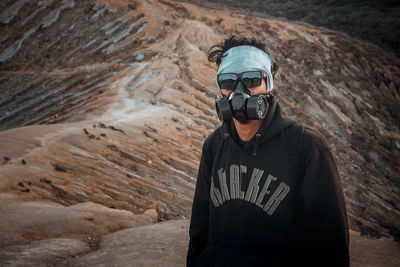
[220,78,268,98]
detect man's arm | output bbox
[295,131,350,266]
[187,140,212,267]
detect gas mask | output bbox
[215,79,268,124]
[214,45,275,124]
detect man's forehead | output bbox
[217,45,275,92]
[217,45,272,75]
[219,59,260,74]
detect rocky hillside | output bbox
[179,0,400,57]
[0,0,399,265]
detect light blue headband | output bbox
[217,45,274,92]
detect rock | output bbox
[349,230,400,266]
[40,178,52,184]
[54,164,67,172]
[143,208,158,223]
[107,125,125,134]
[0,194,156,247]
[0,238,91,267]
[135,54,145,61]
[71,219,189,267]
[314,70,323,76]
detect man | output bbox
[186,36,350,267]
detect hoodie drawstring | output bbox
[253,133,261,156]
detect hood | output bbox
[221,94,295,155]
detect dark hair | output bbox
[208,36,278,78]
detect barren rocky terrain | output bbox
[0,0,399,266]
[180,0,400,57]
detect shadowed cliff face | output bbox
[0,0,399,263]
[0,0,147,130]
[178,0,400,58]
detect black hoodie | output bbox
[187,95,350,267]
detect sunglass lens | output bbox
[242,71,262,88]
[218,73,237,89]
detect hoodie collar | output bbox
[222,94,295,153]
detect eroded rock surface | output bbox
[178,0,400,57]
[0,193,157,248]
[0,238,90,267]
[71,219,189,267]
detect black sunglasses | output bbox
[217,70,267,90]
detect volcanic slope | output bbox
[0,0,399,266]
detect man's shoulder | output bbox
[203,126,224,149]
[300,125,331,152]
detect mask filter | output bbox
[215,80,268,123]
